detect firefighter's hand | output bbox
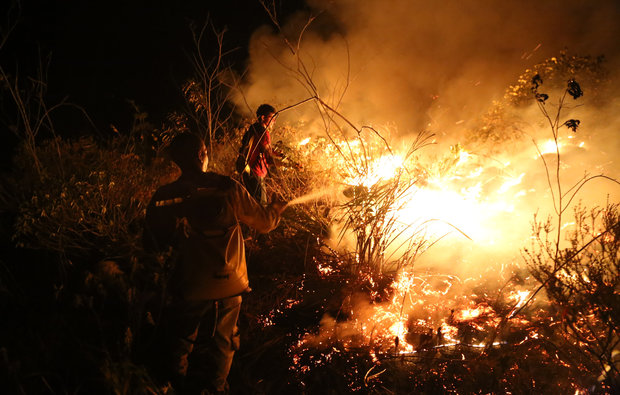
[270,199,288,215]
[272,149,284,159]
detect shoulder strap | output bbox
[241,134,255,174]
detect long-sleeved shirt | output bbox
[144,171,281,300]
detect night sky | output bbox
[1,0,305,138]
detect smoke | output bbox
[237,0,620,135]
[236,0,620,277]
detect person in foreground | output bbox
[143,133,287,394]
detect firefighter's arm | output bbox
[268,140,302,170]
[267,150,285,167]
[232,180,287,233]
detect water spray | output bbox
[287,186,342,206]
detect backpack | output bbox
[144,179,229,252]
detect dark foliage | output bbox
[567,79,584,100]
[564,119,580,132]
[506,51,607,105]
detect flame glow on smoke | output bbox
[239,1,620,390]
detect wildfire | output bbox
[286,265,536,366]
[512,290,531,307]
[498,172,525,194]
[538,138,562,156]
[535,136,586,158]
[281,131,584,389]
[453,304,493,321]
[316,260,335,276]
[296,136,529,241]
[346,153,404,187]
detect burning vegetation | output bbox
[5,59,618,393]
[1,2,620,394]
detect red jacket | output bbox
[242,122,273,178]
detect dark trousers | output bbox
[242,171,266,205]
[163,295,242,394]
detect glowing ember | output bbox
[511,290,531,309]
[453,305,492,321]
[317,261,335,276]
